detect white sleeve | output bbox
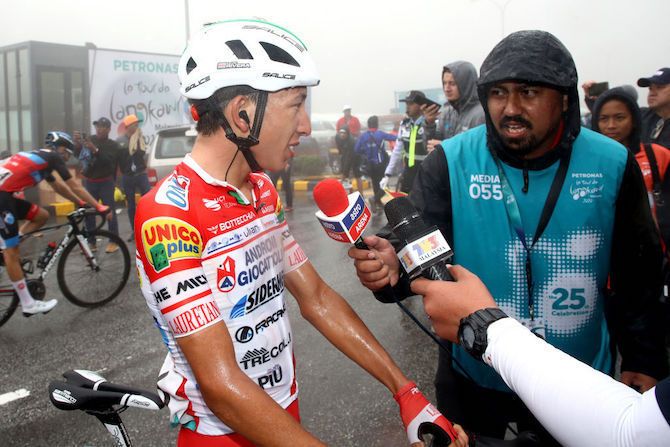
[384,136,404,176]
[484,318,670,447]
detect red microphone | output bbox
[313,179,371,249]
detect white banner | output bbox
[88,49,190,145]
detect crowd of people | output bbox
[4,15,670,447]
[0,112,152,316]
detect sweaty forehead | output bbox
[271,87,307,103]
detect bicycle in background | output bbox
[0,207,131,326]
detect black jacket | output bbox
[640,108,670,149]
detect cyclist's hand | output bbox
[394,381,462,446]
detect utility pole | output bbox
[184,0,191,42]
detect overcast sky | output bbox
[1,0,669,115]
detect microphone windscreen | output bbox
[384,197,425,241]
[313,179,349,217]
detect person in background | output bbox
[336,105,361,137]
[0,132,108,316]
[116,114,150,242]
[591,87,670,247]
[638,68,670,149]
[424,61,485,150]
[268,147,294,212]
[350,30,668,444]
[336,126,364,196]
[381,90,429,194]
[73,117,120,253]
[411,265,670,447]
[355,115,396,212]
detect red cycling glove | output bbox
[96,204,110,214]
[394,381,458,446]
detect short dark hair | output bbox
[189,85,260,135]
[367,116,378,129]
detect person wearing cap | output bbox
[336,105,361,137]
[134,19,466,447]
[424,61,485,149]
[73,117,122,253]
[638,68,670,149]
[116,114,150,243]
[381,90,430,193]
[350,30,667,443]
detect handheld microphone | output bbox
[384,197,454,282]
[313,179,399,303]
[313,179,372,250]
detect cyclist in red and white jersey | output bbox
[135,20,466,447]
[0,131,108,316]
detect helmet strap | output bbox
[207,92,268,173]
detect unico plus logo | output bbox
[217,256,236,292]
[141,217,202,271]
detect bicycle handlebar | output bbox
[67,207,108,232]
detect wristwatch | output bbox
[458,308,508,360]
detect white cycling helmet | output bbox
[179,19,320,100]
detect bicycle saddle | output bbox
[49,369,164,412]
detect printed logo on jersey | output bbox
[168,301,221,335]
[153,287,171,303]
[229,273,285,319]
[176,274,208,295]
[3,211,15,225]
[217,256,236,292]
[258,364,283,389]
[207,211,255,235]
[255,304,286,334]
[569,172,604,204]
[239,333,291,370]
[155,174,190,210]
[275,196,285,223]
[234,325,254,343]
[203,198,222,211]
[141,217,202,271]
[229,190,248,205]
[206,233,244,255]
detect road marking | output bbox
[0,389,30,405]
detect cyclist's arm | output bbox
[285,261,410,395]
[50,176,99,208]
[175,322,326,446]
[485,318,670,447]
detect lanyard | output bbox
[492,150,571,320]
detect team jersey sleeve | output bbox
[281,222,308,274]
[137,212,223,338]
[49,152,72,182]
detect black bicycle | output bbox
[0,207,131,326]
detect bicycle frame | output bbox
[22,209,104,281]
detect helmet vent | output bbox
[259,42,299,67]
[225,40,254,60]
[186,57,197,75]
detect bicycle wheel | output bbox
[0,288,18,327]
[56,230,130,308]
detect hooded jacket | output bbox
[592,87,670,248]
[425,61,485,141]
[378,31,667,392]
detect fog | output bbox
[1,0,668,115]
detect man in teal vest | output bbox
[349,30,668,443]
